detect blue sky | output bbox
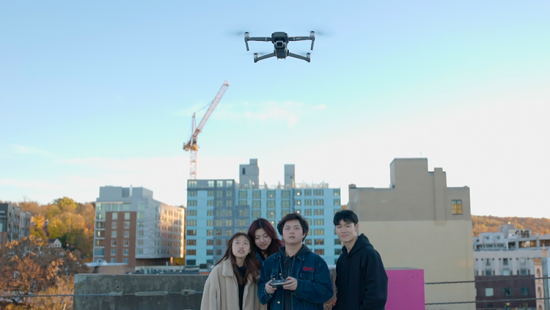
[1,1,549,217]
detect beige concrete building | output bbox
[348,158,475,310]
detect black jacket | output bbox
[333,234,388,310]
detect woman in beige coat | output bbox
[200,232,266,310]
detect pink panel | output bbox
[386,269,425,310]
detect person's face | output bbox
[335,220,359,243]
[254,228,272,251]
[282,219,305,245]
[232,235,251,259]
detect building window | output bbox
[225,220,232,226]
[187,259,196,265]
[226,191,233,198]
[486,259,491,266]
[138,212,145,219]
[267,190,275,198]
[217,181,224,187]
[304,209,312,216]
[452,200,463,215]
[207,210,213,216]
[334,189,340,196]
[188,200,197,207]
[485,288,493,297]
[207,239,213,246]
[226,230,232,236]
[207,230,213,236]
[238,191,247,199]
[136,248,143,255]
[188,180,197,188]
[305,239,312,245]
[314,209,324,216]
[208,180,215,187]
[96,222,105,229]
[208,190,214,197]
[138,203,146,210]
[124,221,130,229]
[111,249,116,255]
[253,191,261,199]
[123,248,129,256]
[295,190,302,196]
[124,230,130,238]
[521,287,529,296]
[314,229,324,236]
[282,201,290,209]
[335,239,341,245]
[112,221,117,229]
[314,219,324,225]
[304,200,312,206]
[314,200,323,206]
[216,200,223,207]
[314,189,323,196]
[267,211,275,219]
[282,191,290,199]
[187,220,197,226]
[111,240,117,246]
[110,258,116,263]
[188,210,197,216]
[207,220,214,226]
[226,200,233,207]
[314,249,324,255]
[187,230,196,236]
[295,200,302,206]
[124,212,130,220]
[314,239,324,245]
[503,288,511,296]
[335,248,342,255]
[207,250,214,255]
[137,230,144,237]
[112,212,118,220]
[111,231,117,238]
[334,199,341,206]
[123,258,129,264]
[304,189,311,196]
[266,201,275,209]
[216,190,223,198]
[252,210,261,218]
[187,240,196,245]
[215,229,222,236]
[188,190,197,197]
[216,239,223,246]
[187,250,196,255]
[207,200,214,207]
[282,210,290,217]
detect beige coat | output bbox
[200,258,266,310]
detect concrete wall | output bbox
[349,158,475,310]
[74,274,207,310]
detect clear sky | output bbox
[1,1,549,218]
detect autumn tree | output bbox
[0,236,88,308]
[53,197,77,214]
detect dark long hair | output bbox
[215,232,261,285]
[248,218,284,258]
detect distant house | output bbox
[49,238,62,249]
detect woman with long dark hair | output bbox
[247,218,284,263]
[200,232,265,310]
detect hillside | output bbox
[472,215,550,237]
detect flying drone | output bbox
[244,31,315,63]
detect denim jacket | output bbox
[258,245,333,310]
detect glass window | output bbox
[253,201,261,209]
[225,220,232,226]
[294,200,301,206]
[188,180,197,188]
[216,190,223,198]
[503,288,511,296]
[208,180,215,187]
[314,199,323,206]
[138,212,145,219]
[314,219,324,225]
[187,249,196,255]
[111,231,117,238]
[282,210,290,217]
[253,191,261,199]
[306,218,312,225]
[521,287,529,296]
[207,220,214,226]
[217,181,224,187]
[188,200,197,207]
[187,230,196,236]
[239,191,247,199]
[207,239,213,246]
[124,230,129,238]
[216,229,222,236]
[267,190,275,198]
[125,240,130,246]
[123,203,130,211]
[227,180,233,187]
[295,190,302,196]
[304,189,311,196]
[314,229,324,236]
[226,230,232,236]
[252,210,261,218]
[305,239,312,245]
[267,201,275,209]
[314,249,324,255]
[333,189,340,196]
[267,211,275,218]
[334,199,341,206]
[110,258,116,263]
[207,200,214,207]
[314,189,323,196]
[314,209,324,216]
[282,201,290,209]
[452,200,463,215]
[207,230,213,236]
[216,200,223,207]
[137,230,144,237]
[304,200,312,206]
[187,240,196,245]
[188,190,197,197]
[226,191,233,197]
[187,220,197,226]
[112,204,119,212]
[485,288,494,297]
[314,239,324,245]
[138,203,146,210]
[207,210,213,216]
[304,209,312,216]
[96,221,105,229]
[112,212,118,220]
[335,249,342,255]
[226,200,233,207]
[111,249,116,255]
[215,220,223,226]
[111,240,117,246]
[112,221,117,229]
[207,190,214,197]
[123,248,129,256]
[137,248,143,255]
[188,210,197,216]
[239,200,247,206]
[123,258,129,264]
[282,190,290,199]
[124,212,130,220]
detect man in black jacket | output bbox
[333,210,388,310]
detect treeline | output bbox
[472,215,550,237]
[1,197,95,261]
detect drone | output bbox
[244,31,315,63]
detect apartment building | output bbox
[185,159,342,266]
[0,203,32,247]
[92,186,185,268]
[347,158,475,310]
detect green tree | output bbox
[45,205,61,220]
[53,197,77,214]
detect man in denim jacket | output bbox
[258,212,333,310]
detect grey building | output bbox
[0,203,32,247]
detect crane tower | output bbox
[183,80,230,180]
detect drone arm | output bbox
[247,37,271,42]
[287,52,311,63]
[288,36,311,41]
[254,52,276,63]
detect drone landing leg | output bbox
[254,52,276,63]
[287,52,311,63]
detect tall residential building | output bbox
[0,203,32,247]
[92,186,185,268]
[348,158,475,310]
[185,159,342,266]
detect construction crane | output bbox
[183,80,230,180]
